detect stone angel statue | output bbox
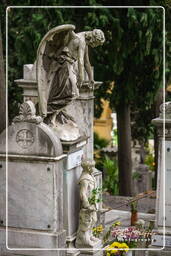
[37,24,105,140]
[76,159,101,248]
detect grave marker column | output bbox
[148,102,171,255]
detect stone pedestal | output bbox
[65,81,102,161]
[15,64,38,105]
[78,249,102,256]
[78,248,103,256]
[62,137,87,256]
[77,237,102,256]
[64,84,103,255]
[0,102,66,255]
[62,140,103,256]
[14,65,104,256]
[148,102,171,255]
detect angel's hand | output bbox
[88,80,94,89]
[77,77,83,88]
[42,113,47,119]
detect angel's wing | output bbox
[36,24,75,117]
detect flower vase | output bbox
[131,211,138,226]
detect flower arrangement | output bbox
[105,241,129,256]
[111,226,141,248]
[103,221,153,249]
[111,225,153,248]
[93,225,104,237]
[103,221,121,244]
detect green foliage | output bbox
[103,221,121,245]
[94,132,109,150]
[103,156,119,195]
[2,3,100,120]
[112,128,118,146]
[94,132,110,171]
[109,8,163,106]
[131,108,155,143]
[144,152,155,171]
[88,187,102,205]
[132,172,142,181]
[1,1,170,142]
[130,201,138,213]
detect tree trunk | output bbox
[0,21,6,134]
[116,103,132,196]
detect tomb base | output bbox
[78,243,103,256]
[0,227,66,256]
[148,228,171,256]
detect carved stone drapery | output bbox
[36,24,105,141]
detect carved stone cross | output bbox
[16,129,34,149]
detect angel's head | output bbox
[85,29,105,48]
[81,159,95,174]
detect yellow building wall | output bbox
[94,99,113,141]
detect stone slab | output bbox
[79,249,102,256]
[0,227,66,253]
[165,141,171,227]
[0,249,66,256]
[156,140,171,228]
[156,139,164,227]
[63,165,82,237]
[134,251,148,256]
[148,246,171,256]
[0,161,6,226]
[0,160,56,231]
[151,234,171,247]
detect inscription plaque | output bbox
[67,150,83,170]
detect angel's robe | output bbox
[47,46,79,114]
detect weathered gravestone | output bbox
[0,24,105,256]
[0,101,66,255]
[133,164,152,196]
[148,102,171,255]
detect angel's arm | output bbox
[78,41,85,87]
[84,45,93,82]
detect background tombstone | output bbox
[133,164,152,195]
[148,102,171,255]
[0,101,66,255]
